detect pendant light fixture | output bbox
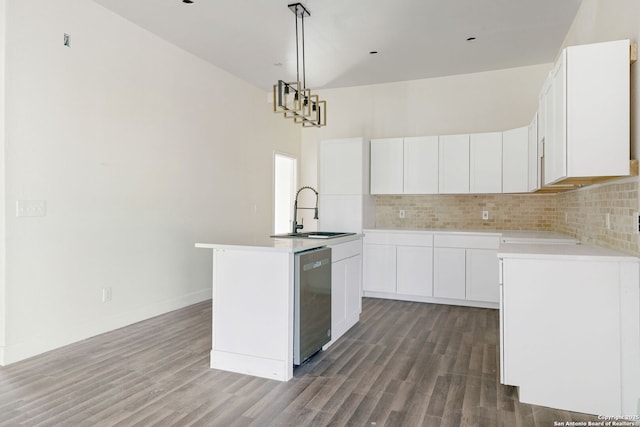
[273,3,326,128]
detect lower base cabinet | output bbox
[363,230,500,308]
[396,246,434,297]
[466,249,500,302]
[433,248,466,299]
[362,244,396,293]
[499,254,640,416]
[363,231,434,299]
[327,240,363,347]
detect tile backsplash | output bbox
[555,178,639,255]
[375,194,556,231]
[375,177,640,256]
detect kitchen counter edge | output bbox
[195,233,363,254]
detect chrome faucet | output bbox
[292,186,319,233]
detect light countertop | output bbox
[364,228,577,243]
[195,233,363,253]
[498,243,638,262]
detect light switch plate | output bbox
[16,200,46,217]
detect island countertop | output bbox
[195,233,363,253]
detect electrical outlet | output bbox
[102,287,112,303]
[605,213,611,230]
[482,211,489,220]
[16,200,46,217]
[399,209,405,219]
[565,212,568,223]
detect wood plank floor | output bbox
[0,298,602,426]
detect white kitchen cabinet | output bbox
[542,39,630,185]
[327,239,363,347]
[470,132,502,193]
[396,246,434,297]
[318,137,374,232]
[404,136,439,194]
[502,126,528,193]
[433,248,466,299]
[364,230,499,308]
[439,134,470,194]
[370,136,439,195]
[362,243,396,293]
[527,114,540,192]
[543,55,566,185]
[363,230,434,299]
[499,245,640,416]
[370,138,404,194]
[433,233,500,305]
[465,249,499,302]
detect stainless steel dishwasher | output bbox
[293,247,332,365]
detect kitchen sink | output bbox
[271,231,356,239]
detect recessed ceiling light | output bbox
[369,51,379,55]
[466,36,477,42]
[183,0,194,4]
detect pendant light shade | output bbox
[273,3,326,128]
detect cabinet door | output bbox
[433,247,466,299]
[502,127,528,193]
[470,132,502,193]
[331,254,362,340]
[527,114,540,192]
[396,246,434,297]
[543,53,567,185]
[331,258,348,338]
[566,39,630,178]
[439,134,470,194]
[466,249,499,303]
[404,136,439,194]
[318,194,363,233]
[363,244,396,293]
[370,138,403,194]
[345,254,363,318]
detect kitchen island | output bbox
[498,243,640,416]
[195,234,363,381]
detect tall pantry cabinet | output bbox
[318,137,374,232]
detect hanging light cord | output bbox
[301,10,306,90]
[295,5,300,84]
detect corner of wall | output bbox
[0,0,8,356]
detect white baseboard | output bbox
[362,291,499,309]
[1,288,212,366]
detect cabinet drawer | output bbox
[434,234,500,249]
[364,232,433,246]
[330,239,362,262]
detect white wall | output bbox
[300,63,552,202]
[559,0,640,161]
[0,0,300,364]
[0,0,7,361]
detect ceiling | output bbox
[92,0,583,91]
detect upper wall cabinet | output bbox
[319,137,374,232]
[370,137,439,195]
[370,138,404,194]
[404,136,439,194]
[439,134,470,194]
[541,39,631,186]
[502,126,528,193]
[527,114,540,192]
[470,132,502,193]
